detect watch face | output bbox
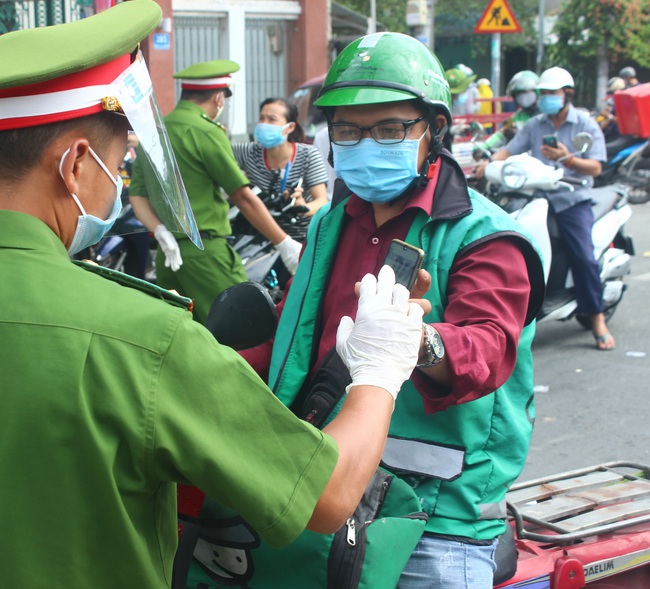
[431,332,444,358]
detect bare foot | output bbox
[592,313,615,351]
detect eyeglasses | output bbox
[329,116,427,146]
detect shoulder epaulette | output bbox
[200,113,226,131]
[72,260,193,311]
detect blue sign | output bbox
[153,33,170,50]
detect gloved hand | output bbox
[275,235,301,275]
[154,224,183,272]
[336,265,424,401]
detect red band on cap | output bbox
[181,82,230,91]
[0,54,131,130]
[0,54,131,99]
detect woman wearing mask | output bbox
[233,98,329,242]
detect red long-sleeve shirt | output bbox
[241,179,532,414]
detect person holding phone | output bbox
[476,66,612,350]
[0,6,429,586]
[239,32,545,589]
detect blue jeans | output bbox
[397,535,497,589]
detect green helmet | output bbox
[507,70,540,97]
[445,67,476,95]
[314,32,452,125]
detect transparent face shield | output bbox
[109,52,203,249]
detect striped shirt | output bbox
[232,141,329,240]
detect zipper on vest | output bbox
[272,213,324,394]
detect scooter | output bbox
[89,203,157,282]
[494,462,650,588]
[483,134,634,328]
[228,184,309,303]
[205,286,650,589]
[596,135,650,204]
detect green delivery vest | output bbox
[269,165,545,541]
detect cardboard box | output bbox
[614,82,650,138]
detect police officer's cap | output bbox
[0,0,162,131]
[174,60,240,98]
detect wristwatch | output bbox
[417,324,445,368]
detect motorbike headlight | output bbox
[502,163,527,189]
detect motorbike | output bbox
[206,286,650,589]
[494,461,650,588]
[596,135,650,205]
[228,184,309,303]
[482,133,634,328]
[88,203,157,282]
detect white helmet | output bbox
[537,67,574,91]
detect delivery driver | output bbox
[0,2,426,587]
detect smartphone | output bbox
[542,134,558,149]
[383,239,425,290]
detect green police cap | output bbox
[0,0,162,130]
[174,59,240,97]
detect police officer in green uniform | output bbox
[0,3,426,586]
[130,60,301,325]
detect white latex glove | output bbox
[154,224,183,272]
[275,235,301,275]
[336,265,424,401]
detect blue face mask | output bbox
[332,135,424,203]
[254,123,290,148]
[539,94,565,115]
[60,146,123,256]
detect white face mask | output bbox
[59,146,123,255]
[515,91,537,109]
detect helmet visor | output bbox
[110,52,202,248]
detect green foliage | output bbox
[0,2,18,35]
[549,0,650,69]
[337,0,410,33]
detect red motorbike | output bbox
[494,462,650,588]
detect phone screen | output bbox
[543,134,558,148]
[383,240,424,290]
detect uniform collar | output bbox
[0,210,68,256]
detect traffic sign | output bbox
[474,0,521,34]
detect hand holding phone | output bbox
[542,134,558,149]
[383,239,424,290]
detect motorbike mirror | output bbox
[573,132,593,154]
[205,282,278,350]
[470,121,486,140]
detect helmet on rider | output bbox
[607,76,626,93]
[507,70,539,96]
[315,32,452,130]
[619,66,637,79]
[314,33,452,201]
[454,64,476,79]
[445,66,477,96]
[506,70,540,110]
[537,67,574,91]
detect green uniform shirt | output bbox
[0,210,338,588]
[130,100,249,237]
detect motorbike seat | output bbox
[605,134,641,161]
[591,185,622,222]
